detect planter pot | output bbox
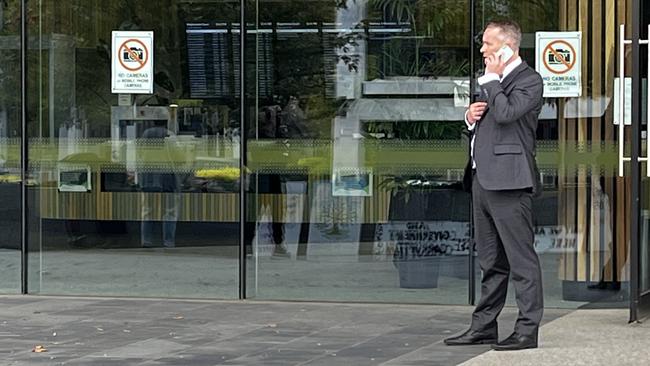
[190,177,239,192]
[387,187,470,289]
[0,183,21,250]
[388,188,469,221]
[394,255,441,288]
[392,239,445,288]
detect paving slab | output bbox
[0,295,574,365]
[459,309,649,366]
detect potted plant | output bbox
[191,167,243,192]
[378,174,468,288]
[0,173,22,250]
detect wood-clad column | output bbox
[558,0,631,291]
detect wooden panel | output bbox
[39,171,399,224]
[618,0,632,283]
[557,0,631,286]
[567,0,577,29]
[622,179,631,281]
[557,0,569,282]
[604,0,615,144]
[590,0,603,282]
[559,0,579,282]
[566,137,577,281]
[613,0,626,284]
[603,0,616,282]
[556,149,565,278]
[576,167,587,281]
[576,1,592,281]
[589,175,600,282]
[558,0,569,31]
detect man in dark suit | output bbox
[444,20,544,351]
[140,120,181,248]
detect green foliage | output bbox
[378,173,456,202]
[479,0,559,32]
[355,0,469,79]
[366,120,462,140]
[370,0,416,24]
[364,0,470,191]
[363,0,468,142]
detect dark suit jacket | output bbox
[139,126,179,192]
[464,61,543,195]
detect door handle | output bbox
[646,24,650,177]
[619,24,631,177]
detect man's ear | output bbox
[509,42,520,54]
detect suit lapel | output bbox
[500,61,529,90]
[476,62,528,135]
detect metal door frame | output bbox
[618,0,650,322]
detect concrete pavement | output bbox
[0,295,555,365]
[0,295,642,365]
[460,309,649,366]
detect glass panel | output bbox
[473,1,629,308]
[639,2,650,296]
[26,0,240,298]
[246,0,471,303]
[0,0,22,293]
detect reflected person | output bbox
[444,21,544,351]
[245,96,311,257]
[245,102,288,257]
[140,120,181,248]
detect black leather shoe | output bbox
[444,327,498,346]
[491,332,538,351]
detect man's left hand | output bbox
[485,54,506,76]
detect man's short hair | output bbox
[486,20,522,49]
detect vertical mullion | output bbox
[239,0,247,300]
[468,0,476,306]
[590,0,602,283]
[20,0,29,294]
[630,0,641,322]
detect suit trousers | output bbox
[471,174,543,336]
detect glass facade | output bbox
[26,1,242,298]
[244,0,471,303]
[0,0,22,293]
[1,0,649,312]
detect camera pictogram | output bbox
[123,47,144,62]
[547,48,571,65]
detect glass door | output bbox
[0,0,22,293]
[631,0,650,321]
[25,0,242,298]
[245,0,473,303]
[472,0,631,310]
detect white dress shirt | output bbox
[466,57,523,168]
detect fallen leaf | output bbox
[32,345,48,353]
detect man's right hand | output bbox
[467,102,488,124]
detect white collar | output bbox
[502,56,522,80]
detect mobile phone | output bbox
[497,45,514,63]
